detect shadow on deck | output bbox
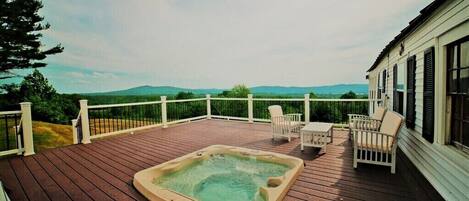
[0,119,418,201]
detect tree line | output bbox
[0,71,368,125]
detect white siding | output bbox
[367,0,469,200]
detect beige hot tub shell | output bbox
[133,145,304,201]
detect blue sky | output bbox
[3,0,432,93]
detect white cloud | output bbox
[91,72,118,79]
[64,71,86,78]
[41,0,432,90]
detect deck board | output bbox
[8,157,50,201]
[22,157,72,201]
[1,119,417,201]
[0,158,28,200]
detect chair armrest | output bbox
[351,118,381,131]
[352,129,397,150]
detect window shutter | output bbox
[382,70,387,93]
[406,56,416,129]
[423,47,435,143]
[393,65,398,111]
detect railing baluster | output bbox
[14,114,18,149]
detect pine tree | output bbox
[0,0,63,79]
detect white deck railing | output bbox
[0,102,34,156]
[73,94,382,144]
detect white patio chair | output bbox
[352,111,404,174]
[268,105,302,142]
[348,106,387,139]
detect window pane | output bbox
[461,41,469,68]
[448,45,458,69]
[461,68,469,94]
[464,97,469,120]
[451,120,460,142]
[397,65,404,90]
[448,69,458,93]
[453,97,462,118]
[398,91,404,114]
[378,72,382,88]
[448,45,454,69]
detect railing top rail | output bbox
[211,97,248,101]
[88,100,162,109]
[309,98,382,102]
[75,110,81,120]
[253,98,303,101]
[166,98,207,103]
[0,111,22,116]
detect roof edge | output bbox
[366,0,447,72]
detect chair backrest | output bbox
[371,106,387,121]
[268,105,283,118]
[379,111,404,140]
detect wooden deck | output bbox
[0,119,419,201]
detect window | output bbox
[406,56,416,129]
[397,64,405,90]
[393,65,404,115]
[447,36,469,150]
[423,47,435,143]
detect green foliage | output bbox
[310,102,342,122]
[340,91,357,99]
[309,91,318,98]
[21,70,56,99]
[0,70,80,124]
[175,91,194,100]
[230,84,250,97]
[218,90,231,97]
[217,84,251,98]
[0,0,63,79]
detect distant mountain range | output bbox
[85,84,368,96]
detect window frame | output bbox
[446,36,469,151]
[393,64,404,115]
[377,72,383,99]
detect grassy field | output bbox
[1,121,73,154]
[32,121,73,152]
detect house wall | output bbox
[367,0,469,200]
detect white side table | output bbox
[300,122,333,153]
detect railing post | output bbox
[304,94,310,124]
[71,119,78,144]
[79,100,91,144]
[20,102,34,156]
[206,94,211,120]
[161,96,168,128]
[248,94,253,123]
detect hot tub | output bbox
[133,145,304,201]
